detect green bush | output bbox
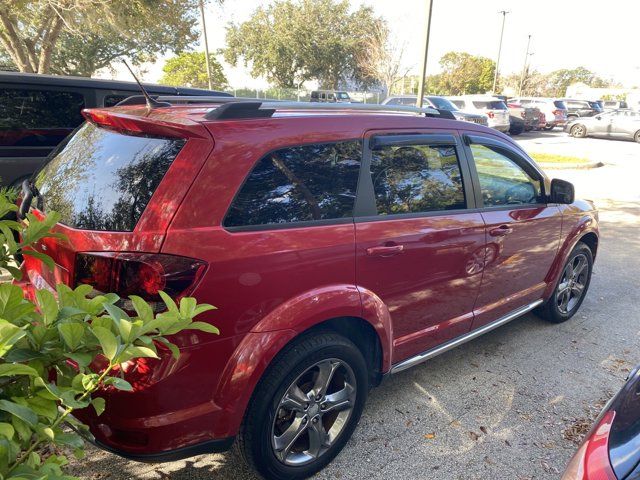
[0,194,218,479]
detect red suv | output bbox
[19,99,599,479]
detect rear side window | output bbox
[34,123,184,231]
[0,88,84,147]
[472,100,507,110]
[370,144,466,215]
[103,95,129,107]
[224,141,362,228]
[554,100,567,109]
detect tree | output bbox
[224,0,382,89]
[0,0,201,76]
[355,21,410,95]
[160,52,228,90]
[501,66,616,97]
[437,51,496,95]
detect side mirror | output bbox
[550,178,575,204]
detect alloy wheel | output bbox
[271,358,356,466]
[556,253,589,314]
[571,124,585,137]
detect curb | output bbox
[538,161,605,170]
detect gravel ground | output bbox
[68,131,640,479]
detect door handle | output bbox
[489,225,514,237]
[366,244,404,257]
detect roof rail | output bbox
[113,95,457,120]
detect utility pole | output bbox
[518,35,532,95]
[416,0,435,108]
[199,0,213,90]
[492,10,509,94]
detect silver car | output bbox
[566,109,640,142]
[447,96,510,133]
[381,95,489,126]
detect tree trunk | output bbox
[38,15,64,74]
[0,9,35,72]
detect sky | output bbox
[99,0,640,89]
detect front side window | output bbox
[470,144,542,207]
[370,143,466,215]
[224,141,362,227]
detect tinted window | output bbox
[225,141,361,227]
[427,96,458,111]
[371,143,466,215]
[103,95,129,107]
[471,144,542,207]
[34,123,184,231]
[472,100,508,110]
[553,100,567,109]
[0,89,84,147]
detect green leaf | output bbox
[106,377,133,392]
[91,397,105,416]
[28,396,58,420]
[0,399,38,426]
[21,249,55,270]
[58,322,85,350]
[129,295,153,323]
[192,303,217,316]
[0,319,27,357]
[103,302,130,322]
[12,416,31,442]
[159,291,179,314]
[0,363,39,377]
[35,289,58,326]
[178,296,197,319]
[54,432,84,449]
[65,352,92,368]
[91,326,118,361]
[157,337,180,360]
[121,345,159,362]
[188,321,220,335]
[42,427,55,440]
[0,422,14,439]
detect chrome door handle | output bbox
[366,245,404,257]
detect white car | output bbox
[510,97,568,131]
[447,96,510,133]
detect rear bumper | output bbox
[94,437,234,463]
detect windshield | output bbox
[472,100,508,110]
[34,123,184,231]
[427,96,458,111]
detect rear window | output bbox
[34,123,184,231]
[427,96,457,111]
[553,100,567,109]
[472,100,507,110]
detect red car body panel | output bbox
[17,104,599,460]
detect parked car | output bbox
[447,95,511,133]
[382,95,488,126]
[505,102,541,134]
[510,97,568,130]
[559,98,603,119]
[601,100,629,111]
[0,72,231,187]
[562,364,640,479]
[566,109,640,142]
[310,90,351,103]
[18,99,598,480]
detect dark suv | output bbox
[19,99,598,480]
[0,72,230,187]
[560,98,603,120]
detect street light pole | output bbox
[518,34,532,95]
[199,0,213,90]
[416,0,435,108]
[492,10,509,94]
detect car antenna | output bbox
[121,59,170,109]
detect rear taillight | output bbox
[561,411,617,480]
[75,253,206,311]
[486,111,495,119]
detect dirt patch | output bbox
[562,395,612,445]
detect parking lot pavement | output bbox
[72,132,640,480]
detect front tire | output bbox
[239,332,368,480]
[634,130,640,143]
[570,123,587,138]
[536,242,593,323]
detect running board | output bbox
[389,299,544,374]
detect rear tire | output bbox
[543,125,554,131]
[570,123,587,138]
[535,242,593,323]
[239,332,368,480]
[634,130,640,143]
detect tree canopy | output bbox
[501,66,615,97]
[224,0,384,89]
[0,0,201,76]
[436,52,496,95]
[160,51,228,90]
